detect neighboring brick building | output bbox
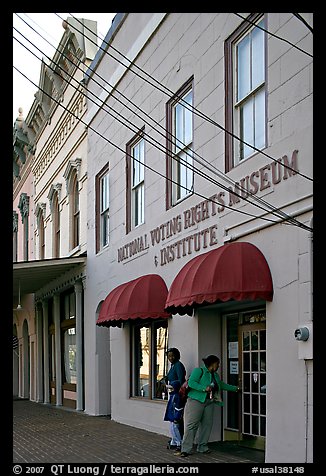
[13,17,98,410]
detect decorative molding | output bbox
[32,92,87,183]
[35,266,86,302]
[13,211,19,232]
[63,158,82,194]
[18,193,30,221]
[35,202,46,219]
[47,183,62,213]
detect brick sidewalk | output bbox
[13,399,264,464]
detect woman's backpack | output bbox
[178,368,203,405]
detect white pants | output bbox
[169,421,182,447]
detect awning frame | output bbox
[165,242,273,316]
[97,274,171,328]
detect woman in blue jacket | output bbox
[175,354,240,457]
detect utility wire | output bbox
[13,17,309,229]
[13,62,284,227]
[12,34,287,227]
[234,13,313,57]
[13,26,312,231]
[292,13,313,34]
[12,60,313,233]
[56,12,313,182]
[14,14,313,230]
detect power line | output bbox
[58,12,313,182]
[234,13,313,57]
[14,13,313,230]
[11,35,284,226]
[13,16,309,229]
[13,60,313,233]
[13,25,312,232]
[292,13,313,34]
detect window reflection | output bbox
[133,320,168,400]
[64,328,76,384]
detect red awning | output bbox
[165,242,273,316]
[97,274,171,327]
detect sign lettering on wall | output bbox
[117,150,299,266]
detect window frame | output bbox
[38,211,45,260]
[126,129,145,234]
[13,212,18,262]
[166,77,194,209]
[225,13,267,172]
[61,290,77,386]
[130,319,169,400]
[71,171,80,250]
[95,163,110,253]
[52,192,60,258]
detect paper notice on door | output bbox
[228,341,238,359]
[230,361,239,374]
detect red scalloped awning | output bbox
[165,242,273,316]
[97,274,171,327]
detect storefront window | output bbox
[132,320,168,399]
[63,328,77,384]
[61,290,76,385]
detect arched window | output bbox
[71,171,80,249]
[18,193,30,261]
[53,192,60,258]
[63,159,81,252]
[39,213,45,259]
[13,211,18,262]
[35,203,46,259]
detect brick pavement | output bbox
[13,399,264,464]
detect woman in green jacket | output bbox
[175,354,240,457]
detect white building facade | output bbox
[84,13,313,463]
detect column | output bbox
[19,342,23,398]
[75,281,83,411]
[36,304,43,402]
[42,300,50,404]
[54,293,62,406]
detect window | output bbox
[63,328,76,384]
[52,192,60,258]
[131,138,145,228]
[18,193,30,261]
[131,320,169,400]
[225,14,266,171]
[38,212,45,259]
[63,160,81,251]
[126,131,145,233]
[13,211,18,262]
[95,164,110,253]
[61,291,76,385]
[166,78,194,208]
[71,172,80,249]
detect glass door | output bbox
[224,309,266,450]
[239,310,266,450]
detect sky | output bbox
[13,12,117,125]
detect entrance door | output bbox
[224,309,266,450]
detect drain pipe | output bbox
[304,216,313,463]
